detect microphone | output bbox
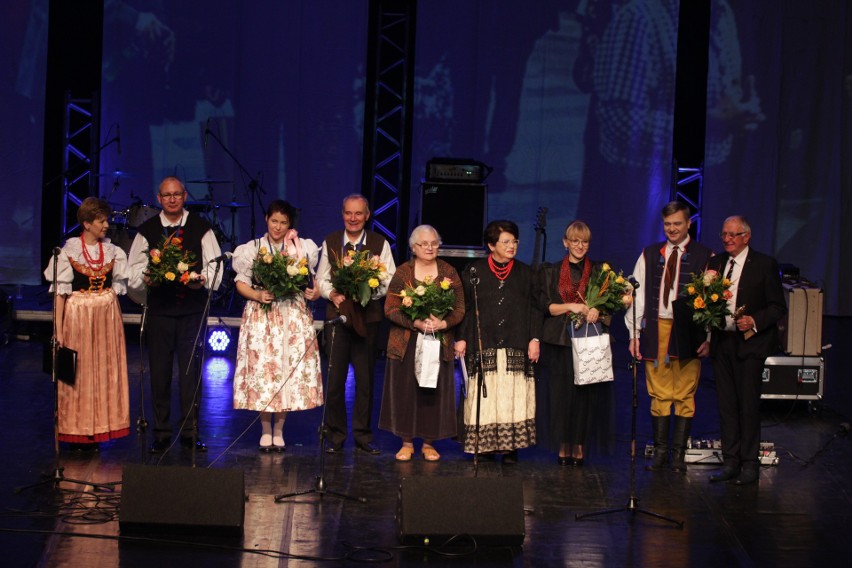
[469,266,480,285]
[52,246,63,256]
[326,314,348,325]
[204,117,210,149]
[116,124,121,155]
[627,275,640,290]
[207,251,233,264]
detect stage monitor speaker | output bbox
[420,182,486,248]
[120,465,245,538]
[397,476,524,547]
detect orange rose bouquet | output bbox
[145,231,200,289]
[683,269,733,330]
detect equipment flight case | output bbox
[761,355,824,401]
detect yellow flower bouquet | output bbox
[330,248,389,307]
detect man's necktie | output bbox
[663,246,679,307]
[725,259,736,280]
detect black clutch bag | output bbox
[55,346,77,386]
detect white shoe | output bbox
[259,433,273,451]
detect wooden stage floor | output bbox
[0,316,850,567]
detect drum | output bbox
[128,203,160,227]
[107,226,135,255]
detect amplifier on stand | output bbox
[419,181,487,249]
[437,247,488,275]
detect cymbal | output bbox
[186,200,215,210]
[221,201,249,209]
[186,178,232,184]
[97,170,135,178]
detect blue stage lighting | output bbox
[207,327,231,352]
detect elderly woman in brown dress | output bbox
[43,197,130,450]
[378,225,465,461]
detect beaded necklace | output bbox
[488,254,514,287]
[80,236,105,271]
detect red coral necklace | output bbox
[80,236,105,271]
[488,254,514,281]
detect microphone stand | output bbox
[136,303,149,431]
[204,125,265,238]
[276,320,365,503]
[575,278,682,527]
[179,260,224,467]
[16,247,113,494]
[467,266,488,474]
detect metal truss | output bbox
[362,0,416,261]
[62,92,99,237]
[672,161,704,240]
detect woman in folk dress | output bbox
[44,197,130,450]
[232,200,322,451]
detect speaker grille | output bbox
[120,465,245,538]
[397,476,524,546]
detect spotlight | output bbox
[207,326,231,353]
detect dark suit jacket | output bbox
[708,248,787,360]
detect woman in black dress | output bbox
[537,220,614,465]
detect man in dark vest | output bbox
[128,177,223,453]
[315,194,396,455]
[625,201,713,472]
[708,215,785,485]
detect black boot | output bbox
[645,416,670,471]
[670,416,693,473]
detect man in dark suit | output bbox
[708,215,786,485]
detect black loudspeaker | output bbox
[397,477,525,546]
[420,182,487,248]
[120,465,245,538]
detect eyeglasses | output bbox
[567,239,590,246]
[415,241,440,249]
[719,231,748,239]
[497,239,519,246]
[159,192,185,200]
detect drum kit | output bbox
[106,178,249,254]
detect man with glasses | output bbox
[625,201,713,472]
[707,216,785,485]
[315,194,396,455]
[128,176,223,453]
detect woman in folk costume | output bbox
[454,220,542,463]
[232,200,322,451]
[44,197,130,450]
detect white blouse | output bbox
[43,237,129,296]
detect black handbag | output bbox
[55,346,77,386]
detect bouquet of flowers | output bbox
[397,275,455,321]
[330,248,390,307]
[571,263,633,327]
[251,246,310,310]
[683,269,733,330]
[145,232,200,289]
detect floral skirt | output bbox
[233,296,323,412]
[59,290,130,443]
